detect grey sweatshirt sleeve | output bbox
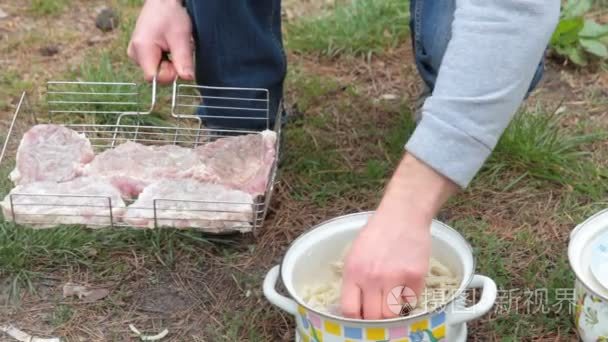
[405,0,561,188]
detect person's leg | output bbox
[185,0,286,131]
[410,0,545,122]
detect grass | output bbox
[286,0,410,57]
[0,218,235,302]
[452,218,575,338]
[50,305,73,327]
[30,0,70,16]
[46,53,173,127]
[283,72,415,205]
[2,0,608,340]
[483,106,608,199]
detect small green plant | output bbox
[50,305,73,327]
[550,0,608,66]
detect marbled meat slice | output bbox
[124,179,254,232]
[10,124,94,185]
[190,130,277,195]
[1,177,125,228]
[84,141,200,198]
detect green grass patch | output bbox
[451,218,575,338]
[0,220,232,301]
[1,70,34,95]
[50,53,170,126]
[50,304,73,327]
[115,0,144,7]
[283,102,414,205]
[286,0,410,57]
[483,108,608,199]
[287,69,343,112]
[283,68,416,205]
[0,223,100,298]
[205,310,268,341]
[30,0,70,16]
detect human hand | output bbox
[341,209,431,319]
[340,154,458,319]
[128,0,194,84]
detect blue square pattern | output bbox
[344,326,363,339]
[300,314,309,329]
[431,311,446,328]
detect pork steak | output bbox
[10,124,95,185]
[84,141,200,198]
[1,176,125,228]
[190,130,277,195]
[124,179,254,232]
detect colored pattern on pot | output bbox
[575,281,608,341]
[296,305,446,342]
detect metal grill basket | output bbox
[0,78,281,234]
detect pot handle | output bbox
[263,265,298,316]
[446,274,497,326]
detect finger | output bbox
[383,285,405,318]
[408,276,426,300]
[166,33,194,80]
[156,60,177,85]
[383,285,418,318]
[361,286,383,320]
[131,41,163,82]
[340,280,362,319]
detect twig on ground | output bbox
[0,325,61,342]
[128,324,169,341]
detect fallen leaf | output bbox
[63,283,109,302]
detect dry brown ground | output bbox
[1,1,608,341]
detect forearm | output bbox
[406,0,561,188]
[379,154,458,225]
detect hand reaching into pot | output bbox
[340,154,458,319]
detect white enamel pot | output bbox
[569,209,608,341]
[263,212,497,342]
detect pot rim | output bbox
[279,211,477,324]
[569,208,608,302]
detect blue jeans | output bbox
[185,0,286,130]
[409,0,544,95]
[186,0,544,130]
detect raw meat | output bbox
[1,177,125,228]
[10,124,94,185]
[84,141,200,198]
[124,179,254,232]
[190,130,277,195]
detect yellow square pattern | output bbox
[300,333,310,342]
[310,328,323,342]
[411,319,429,331]
[365,327,386,340]
[394,339,410,342]
[324,321,341,336]
[433,325,446,339]
[298,305,307,315]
